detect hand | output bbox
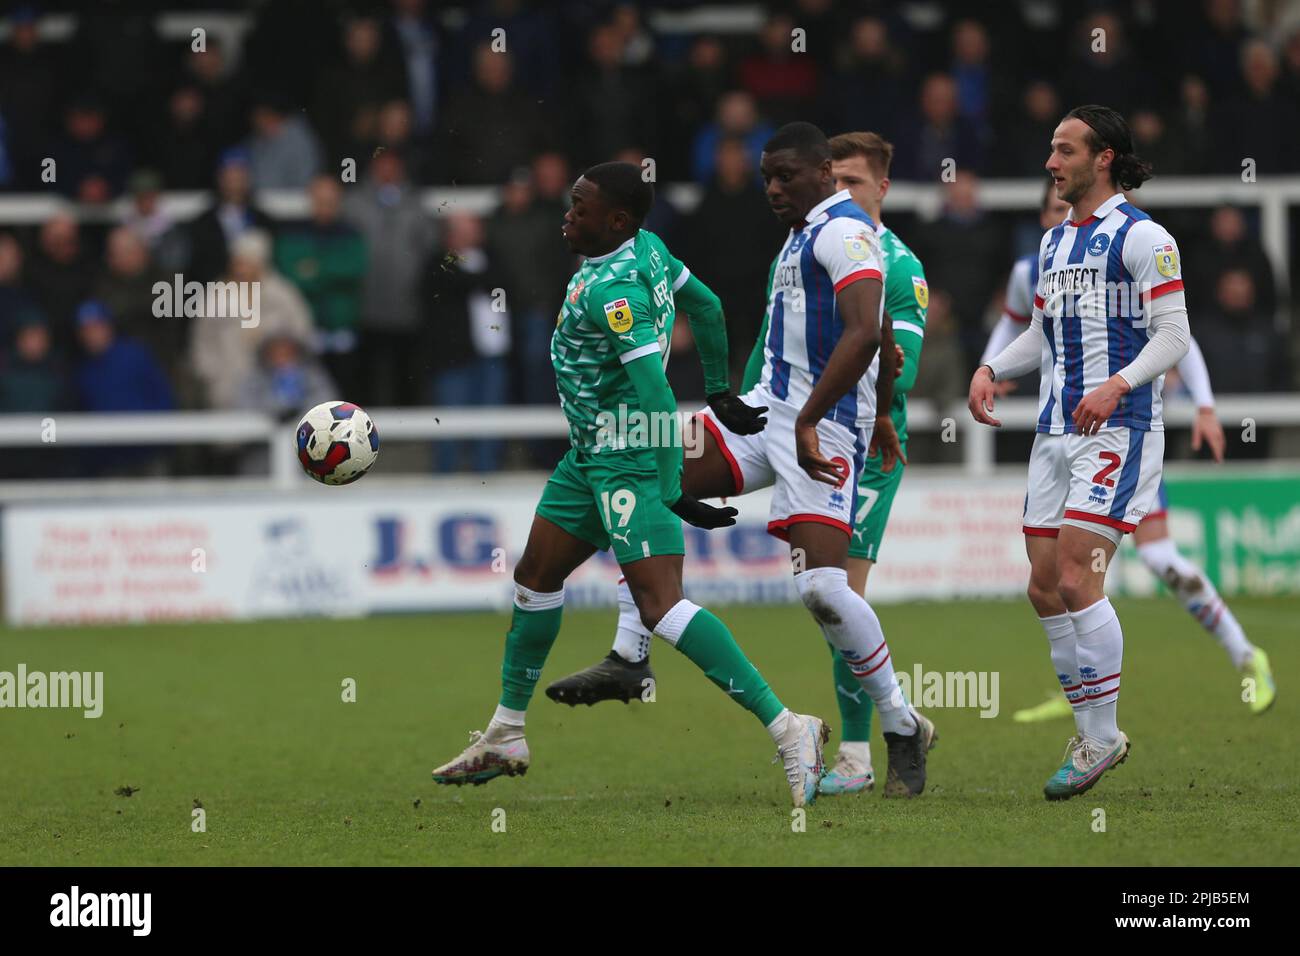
[894,343,905,380]
[1071,374,1130,436]
[795,419,847,486]
[868,416,908,473]
[670,493,738,529]
[968,365,1001,427]
[1191,406,1226,462]
[993,378,1019,397]
[707,391,768,435]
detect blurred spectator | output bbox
[612,146,678,242]
[275,175,367,400]
[1191,0,1251,97]
[246,94,322,190]
[422,212,511,473]
[738,11,819,127]
[0,311,71,478]
[566,22,655,170]
[0,231,41,344]
[895,74,987,180]
[65,8,164,146]
[344,149,436,407]
[189,230,314,411]
[439,44,550,184]
[691,91,774,185]
[1130,108,1184,175]
[610,4,655,66]
[313,15,409,162]
[389,0,440,138]
[666,318,706,402]
[679,136,786,376]
[997,81,1060,176]
[1063,13,1139,119]
[187,147,276,284]
[0,6,59,188]
[1194,269,1288,391]
[908,288,966,406]
[152,85,221,190]
[1175,75,1215,174]
[51,93,132,203]
[1217,40,1299,173]
[368,99,433,184]
[914,171,1003,367]
[26,213,94,351]
[949,19,995,131]
[93,226,190,396]
[838,17,909,145]
[487,165,572,406]
[237,331,338,423]
[74,300,175,476]
[662,36,731,181]
[1282,27,1300,104]
[181,37,247,157]
[1188,205,1278,319]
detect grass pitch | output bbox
[1,597,1295,866]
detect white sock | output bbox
[765,707,794,745]
[1070,598,1123,745]
[838,740,872,767]
[1041,612,1086,734]
[793,567,916,736]
[610,578,652,663]
[490,704,526,732]
[1137,538,1255,669]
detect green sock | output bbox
[829,642,875,741]
[674,607,784,725]
[499,601,563,711]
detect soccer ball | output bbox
[295,401,379,485]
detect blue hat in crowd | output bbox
[75,299,113,327]
[217,146,252,173]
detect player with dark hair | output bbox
[970,105,1193,799]
[431,162,832,807]
[549,124,937,798]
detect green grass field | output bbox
[1,597,1295,866]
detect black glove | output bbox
[670,493,738,529]
[707,391,768,436]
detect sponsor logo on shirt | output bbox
[844,231,873,261]
[1153,243,1179,278]
[604,298,633,333]
[911,275,929,310]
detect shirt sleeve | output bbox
[884,256,927,395]
[1004,257,1033,323]
[664,247,692,293]
[1123,219,1185,305]
[593,280,660,365]
[813,216,884,293]
[1176,335,1216,407]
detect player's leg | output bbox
[1014,434,1081,726]
[1134,510,1274,712]
[546,399,775,704]
[432,454,600,785]
[822,453,903,794]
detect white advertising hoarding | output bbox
[2,475,1032,626]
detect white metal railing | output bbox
[1,396,1296,492]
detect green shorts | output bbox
[535,448,685,565]
[848,444,906,562]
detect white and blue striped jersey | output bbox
[758,189,886,430]
[1031,192,1184,434]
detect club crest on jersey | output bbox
[912,275,929,309]
[843,231,873,261]
[1087,233,1111,256]
[568,278,586,304]
[1153,243,1179,278]
[1043,240,1058,268]
[604,298,633,333]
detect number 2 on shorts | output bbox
[1091,451,1122,488]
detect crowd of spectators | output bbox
[0,0,1296,476]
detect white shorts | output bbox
[695,383,871,540]
[1023,429,1165,543]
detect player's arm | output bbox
[1072,224,1190,435]
[980,258,1032,392]
[740,254,780,392]
[869,312,904,472]
[1177,335,1225,461]
[795,220,886,484]
[673,270,767,434]
[970,313,1043,428]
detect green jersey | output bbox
[552,230,686,452]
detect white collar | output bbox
[805,189,852,224]
[584,234,636,264]
[1067,192,1125,226]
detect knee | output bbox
[1026,577,1057,612]
[795,567,848,626]
[1055,558,1092,607]
[513,558,558,594]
